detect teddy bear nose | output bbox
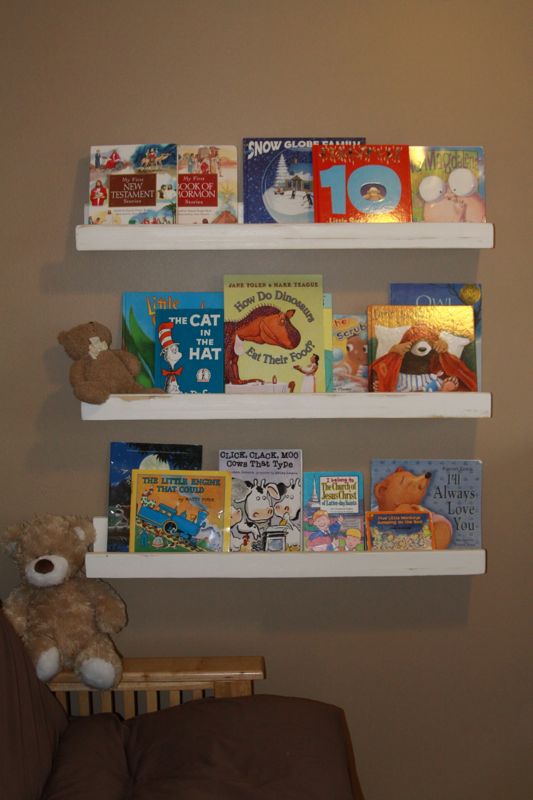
[425,472,432,478]
[35,558,54,574]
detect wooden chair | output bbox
[48,655,265,719]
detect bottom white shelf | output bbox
[85,549,486,579]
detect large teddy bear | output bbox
[0,514,127,689]
[373,467,453,550]
[58,320,155,404]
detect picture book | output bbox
[409,146,486,223]
[88,144,177,224]
[218,449,302,552]
[177,145,238,224]
[332,314,368,392]
[129,469,231,553]
[367,305,477,393]
[107,441,203,552]
[243,137,365,224]
[303,471,365,552]
[366,510,435,551]
[154,308,224,393]
[224,275,326,394]
[389,283,482,385]
[370,459,482,549]
[312,144,412,223]
[122,291,223,389]
[323,294,334,392]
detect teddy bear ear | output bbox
[374,481,387,501]
[67,517,96,546]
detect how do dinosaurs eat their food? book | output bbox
[223,275,326,394]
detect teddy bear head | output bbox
[57,321,112,361]
[0,515,95,588]
[374,467,432,511]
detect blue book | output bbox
[303,471,365,552]
[389,283,482,386]
[122,291,223,388]
[154,308,224,393]
[370,459,482,549]
[243,137,365,223]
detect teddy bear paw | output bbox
[36,646,61,681]
[79,657,117,690]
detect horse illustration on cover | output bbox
[224,304,301,390]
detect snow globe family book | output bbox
[243,137,364,224]
[303,471,365,552]
[129,469,231,553]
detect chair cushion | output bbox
[0,609,68,800]
[126,694,358,799]
[40,714,129,800]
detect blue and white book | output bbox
[154,308,224,393]
[243,137,365,223]
[122,291,223,388]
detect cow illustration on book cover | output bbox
[219,449,303,552]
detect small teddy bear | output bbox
[58,320,154,404]
[373,467,452,549]
[0,514,127,689]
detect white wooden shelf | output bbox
[81,392,492,421]
[86,549,486,579]
[76,222,494,251]
[89,519,485,578]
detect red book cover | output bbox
[312,144,412,223]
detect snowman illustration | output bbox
[158,321,183,394]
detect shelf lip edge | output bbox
[75,222,494,251]
[85,550,487,579]
[80,392,492,421]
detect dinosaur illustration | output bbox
[224,305,301,385]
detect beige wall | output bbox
[2,2,532,798]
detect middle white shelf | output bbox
[81,392,492,421]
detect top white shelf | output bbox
[76,222,494,251]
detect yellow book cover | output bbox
[129,469,231,552]
[224,274,325,393]
[368,305,477,392]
